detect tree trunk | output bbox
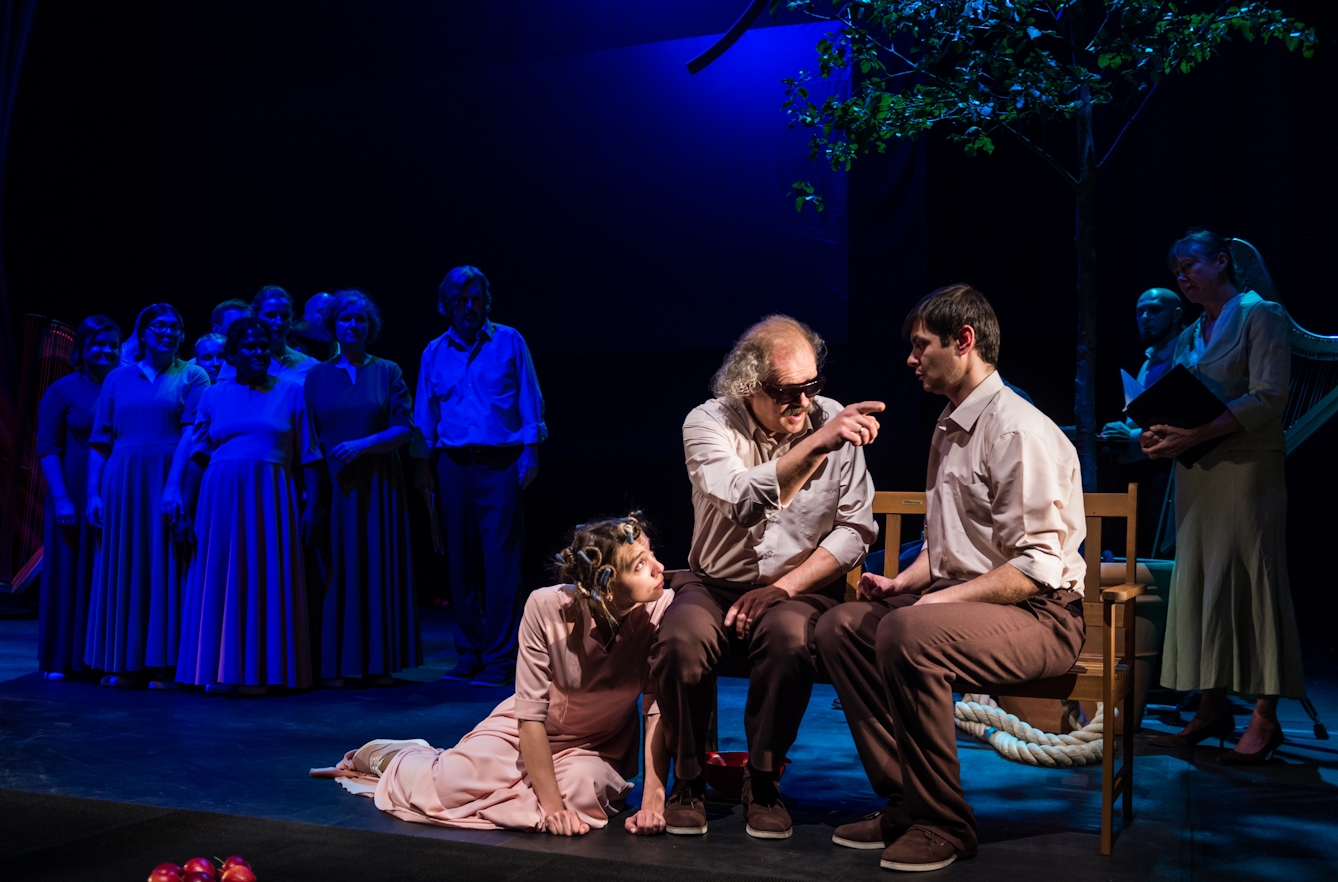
[1073,87,1099,492]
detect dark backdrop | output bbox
[4,1,1335,661]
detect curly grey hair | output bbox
[710,315,827,400]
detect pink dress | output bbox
[330,584,673,830]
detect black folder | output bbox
[1123,364,1229,466]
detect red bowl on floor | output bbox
[703,751,790,800]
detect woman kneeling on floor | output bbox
[312,513,673,836]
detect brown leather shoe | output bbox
[664,778,708,835]
[832,799,912,850]
[879,826,961,872]
[741,777,792,839]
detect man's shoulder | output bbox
[486,322,530,346]
[984,388,1076,456]
[421,331,451,357]
[685,397,744,433]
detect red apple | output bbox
[221,856,250,871]
[148,866,182,882]
[182,858,216,878]
[220,866,256,882]
[183,874,214,882]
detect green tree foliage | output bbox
[784,0,1315,191]
[780,1,1315,486]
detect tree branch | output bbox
[998,120,1078,189]
[1097,80,1159,169]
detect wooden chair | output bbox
[851,485,1145,855]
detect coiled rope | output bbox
[953,694,1109,767]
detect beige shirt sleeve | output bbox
[683,407,783,528]
[986,429,1083,590]
[817,441,877,572]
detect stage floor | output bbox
[2,609,1336,881]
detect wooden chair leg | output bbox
[1122,686,1135,822]
[1101,600,1115,856]
[1122,601,1137,824]
[705,675,719,754]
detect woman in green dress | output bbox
[1141,229,1304,764]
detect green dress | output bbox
[1161,292,1305,698]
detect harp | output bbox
[0,314,76,593]
[1227,240,1338,455]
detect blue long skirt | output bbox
[84,442,184,672]
[176,459,311,688]
[313,452,420,679]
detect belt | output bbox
[447,444,518,455]
[441,444,522,463]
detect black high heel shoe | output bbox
[1147,713,1236,748]
[1218,726,1284,765]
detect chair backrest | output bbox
[1083,485,1139,594]
[855,485,1139,594]
[868,491,927,577]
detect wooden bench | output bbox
[850,485,1144,854]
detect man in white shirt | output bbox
[414,266,546,687]
[817,284,1086,872]
[654,315,881,840]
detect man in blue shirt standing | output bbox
[414,266,547,686]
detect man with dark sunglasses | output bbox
[652,315,882,841]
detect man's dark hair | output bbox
[210,299,250,329]
[250,285,294,314]
[901,283,1001,366]
[438,265,492,317]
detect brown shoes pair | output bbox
[833,802,968,872]
[663,770,794,839]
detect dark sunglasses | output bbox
[760,375,826,405]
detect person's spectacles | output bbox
[146,322,183,336]
[760,375,826,405]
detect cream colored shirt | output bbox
[925,371,1086,594]
[684,396,877,586]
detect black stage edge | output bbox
[0,788,784,882]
